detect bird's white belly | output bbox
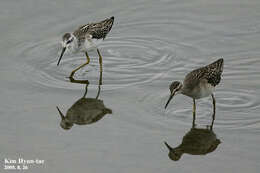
[83,39,103,51]
[197,83,215,99]
[185,83,215,99]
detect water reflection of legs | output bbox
[96,71,102,99]
[56,66,111,130]
[192,98,196,127]
[83,83,88,98]
[69,69,103,99]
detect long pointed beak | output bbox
[165,92,175,109]
[56,106,65,120]
[164,141,173,151]
[57,47,66,66]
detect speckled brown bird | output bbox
[164,127,221,161]
[56,80,112,130]
[165,58,224,120]
[57,16,114,78]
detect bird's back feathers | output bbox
[73,16,114,43]
[183,58,224,90]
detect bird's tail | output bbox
[208,58,224,73]
[103,16,114,26]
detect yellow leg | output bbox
[97,48,103,73]
[70,52,90,78]
[192,98,196,128]
[99,70,103,86]
[96,66,103,98]
[97,48,103,85]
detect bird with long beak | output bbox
[57,33,76,66]
[165,81,183,109]
[56,106,73,130]
[164,127,221,161]
[165,58,224,121]
[55,78,112,130]
[57,16,114,78]
[164,141,183,161]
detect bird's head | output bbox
[165,81,183,109]
[57,33,76,66]
[56,106,73,130]
[164,141,183,161]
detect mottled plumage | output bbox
[165,58,224,122]
[73,16,114,47]
[164,113,220,161]
[56,82,112,130]
[184,58,223,90]
[57,16,115,78]
[164,127,221,161]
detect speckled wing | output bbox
[183,58,224,90]
[73,16,114,43]
[73,24,90,43]
[204,58,224,86]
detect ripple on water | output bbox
[139,91,213,127]
[216,89,260,111]
[136,47,260,129]
[139,86,260,129]
[223,54,260,83]
[14,35,200,90]
[213,89,260,129]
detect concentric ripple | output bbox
[13,36,200,90]
[139,90,215,127]
[216,89,260,111]
[138,87,260,129]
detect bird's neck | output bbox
[178,82,185,95]
[71,35,79,51]
[172,146,184,155]
[179,83,191,96]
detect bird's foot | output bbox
[65,76,75,82]
[66,76,89,84]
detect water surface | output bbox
[1,0,260,172]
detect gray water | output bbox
[1,0,260,172]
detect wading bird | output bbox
[165,58,224,121]
[57,16,114,78]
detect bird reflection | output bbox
[56,71,112,130]
[164,114,221,161]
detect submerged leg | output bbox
[211,93,216,129]
[83,83,89,98]
[70,52,90,78]
[96,69,103,99]
[192,98,196,128]
[96,83,101,99]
